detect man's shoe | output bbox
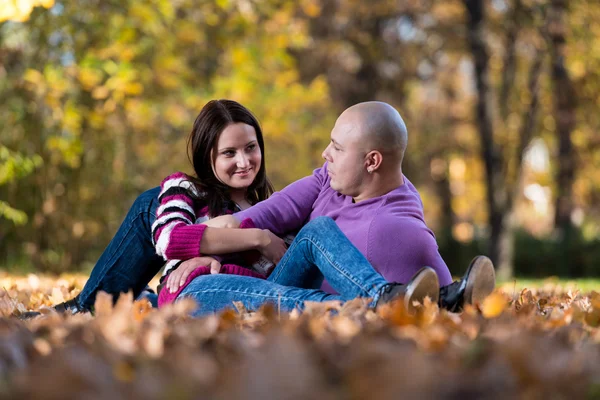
[377,267,440,313]
[439,256,495,312]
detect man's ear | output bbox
[365,150,383,173]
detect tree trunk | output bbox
[547,0,577,237]
[464,0,511,279]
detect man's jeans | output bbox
[77,187,163,310]
[179,216,390,316]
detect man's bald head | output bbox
[339,101,408,165]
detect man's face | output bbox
[321,114,368,197]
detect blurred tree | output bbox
[0,0,335,272]
[1,0,598,278]
[547,0,577,237]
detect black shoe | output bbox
[439,256,495,312]
[16,311,42,320]
[16,296,85,320]
[53,296,84,315]
[376,267,440,313]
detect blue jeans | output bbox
[178,216,390,316]
[77,187,163,310]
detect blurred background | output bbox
[0,0,598,281]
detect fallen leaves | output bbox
[0,273,600,399]
[481,291,507,318]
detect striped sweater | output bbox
[151,172,268,306]
[151,172,214,277]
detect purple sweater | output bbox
[235,162,452,292]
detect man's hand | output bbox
[258,229,287,265]
[202,215,240,229]
[167,256,221,293]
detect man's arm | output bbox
[232,163,328,235]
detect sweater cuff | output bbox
[239,218,256,229]
[165,224,207,260]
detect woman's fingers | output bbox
[167,257,220,293]
[210,260,222,274]
[168,269,181,293]
[179,266,193,287]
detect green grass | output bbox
[498,277,600,294]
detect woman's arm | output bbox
[152,172,287,262]
[151,172,209,260]
[199,227,287,264]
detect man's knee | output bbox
[302,216,336,233]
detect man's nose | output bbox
[322,145,331,162]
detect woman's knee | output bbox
[131,187,161,215]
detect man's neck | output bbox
[353,172,404,203]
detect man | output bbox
[178,101,495,314]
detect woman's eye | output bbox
[246,144,257,151]
[223,151,235,157]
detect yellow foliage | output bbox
[92,86,110,100]
[301,0,321,18]
[0,0,54,22]
[78,67,104,90]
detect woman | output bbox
[22,99,283,316]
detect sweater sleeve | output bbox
[366,215,453,287]
[151,172,208,261]
[233,163,328,235]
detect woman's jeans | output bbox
[178,216,390,316]
[76,187,163,310]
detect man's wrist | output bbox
[253,229,269,250]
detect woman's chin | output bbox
[228,178,255,190]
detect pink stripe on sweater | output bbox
[164,224,208,260]
[154,218,187,246]
[161,193,195,208]
[161,172,187,186]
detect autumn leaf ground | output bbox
[1,273,599,399]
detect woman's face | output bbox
[212,123,261,192]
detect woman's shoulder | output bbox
[160,172,201,197]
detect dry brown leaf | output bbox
[481,291,508,318]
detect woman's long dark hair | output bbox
[186,99,274,217]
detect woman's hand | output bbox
[202,215,240,229]
[258,230,287,265]
[167,256,221,293]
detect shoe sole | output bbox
[463,256,496,306]
[404,267,440,313]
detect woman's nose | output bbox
[236,153,250,168]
